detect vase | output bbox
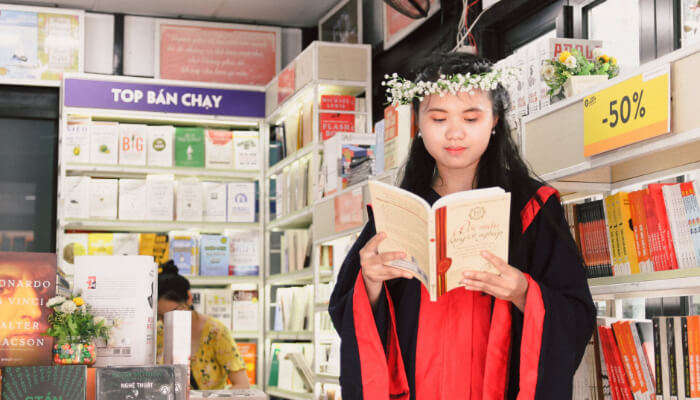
[563,75,609,98]
[53,342,97,365]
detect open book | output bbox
[368,180,511,301]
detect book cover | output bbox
[617,192,641,274]
[89,123,119,165]
[227,182,256,223]
[204,290,232,330]
[89,179,118,220]
[174,127,205,168]
[1,366,86,400]
[75,256,157,367]
[200,234,230,276]
[383,104,416,171]
[320,94,356,111]
[663,184,697,269]
[65,121,90,164]
[203,182,227,222]
[146,175,174,221]
[648,184,680,270]
[205,130,234,170]
[96,367,175,400]
[87,233,114,255]
[175,178,203,222]
[153,234,170,265]
[611,321,641,396]
[232,290,259,332]
[229,230,260,276]
[631,321,656,398]
[118,124,147,166]
[599,326,630,400]
[629,190,654,273]
[368,180,510,301]
[0,252,56,366]
[62,176,91,219]
[169,232,198,276]
[60,233,88,276]
[233,131,260,171]
[643,190,668,271]
[113,234,140,256]
[118,179,148,221]
[147,125,174,168]
[237,342,257,385]
[319,112,355,141]
[680,182,700,264]
[139,234,156,259]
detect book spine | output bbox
[596,201,609,277]
[663,184,694,269]
[621,193,641,274]
[582,202,593,277]
[596,325,615,400]
[680,182,700,265]
[605,196,619,276]
[651,184,680,270]
[631,322,655,397]
[575,203,590,277]
[644,190,666,271]
[692,316,700,399]
[602,326,624,400]
[683,317,692,397]
[609,327,636,400]
[655,318,664,399]
[668,317,679,400]
[613,322,640,396]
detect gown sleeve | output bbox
[516,189,597,400]
[328,213,411,400]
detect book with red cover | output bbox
[601,325,634,400]
[628,190,654,273]
[643,189,669,271]
[648,184,679,270]
[0,252,57,366]
[319,113,355,140]
[320,95,356,111]
[599,326,623,400]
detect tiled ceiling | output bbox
[8,0,341,27]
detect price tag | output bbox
[583,64,670,157]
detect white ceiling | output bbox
[9,0,342,27]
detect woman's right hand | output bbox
[359,232,414,306]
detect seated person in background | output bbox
[156,260,250,390]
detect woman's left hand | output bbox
[460,250,529,312]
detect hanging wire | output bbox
[453,0,499,53]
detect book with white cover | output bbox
[89,179,118,220]
[65,121,90,163]
[118,124,148,166]
[203,182,227,222]
[146,175,175,221]
[63,176,91,219]
[205,130,235,170]
[113,233,140,255]
[163,310,191,365]
[662,184,697,269]
[233,131,259,171]
[204,289,233,330]
[232,289,258,332]
[118,179,147,220]
[147,125,174,167]
[89,123,119,164]
[176,178,203,221]
[227,182,255,223]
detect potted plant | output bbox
[542,48,620,98]
[44,294,111,365]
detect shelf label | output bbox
[64,78,265,118]
[582,64,670,157]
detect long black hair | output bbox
[398,52,539,201]
[158,260,190,304]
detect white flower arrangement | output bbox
[381,68,520,106]
[59,300,77,314]
[47,296,66,308]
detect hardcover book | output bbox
[174,127,205,168]
[96,366,176,400]
[368,180,511,301]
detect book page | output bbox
[368,181,430,286]
[439,194,511,295]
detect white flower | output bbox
[59,300,77,314]
[95,316,106,324]
[564,55,577,69]
[542,64,556,80]
[47,296,66,308]
[592,48,604,60]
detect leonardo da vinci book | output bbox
[367,180,511,301]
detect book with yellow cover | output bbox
[87,233,114,256]
[368,180,511,301]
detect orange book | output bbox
[613,321,644,395]
[237,342,257,385]
[87,367,96,400]
[628,190,653,272]
[691,315,700,397]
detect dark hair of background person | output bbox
[157,260,190,303]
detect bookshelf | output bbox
[56,73,267,387]
[521,43,700,314]
[262,41,373,399]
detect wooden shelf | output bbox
[61,218,258,233]
[65,163,260,181]
[588,268,700,300]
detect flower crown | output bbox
[381,68,519,106]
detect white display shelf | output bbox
[317,332,339,343]
[232,331,259,340]
[315,374,340,385]
[268,208,313,231]
[65,163,260,181]
[66,107,262,128]
[314,303,329,313]
[267,269,313,285]
[267,331,313,341]
[319,271,334,284]
[588,268,700,300]
[266,388,314,400]
[314,227,363,246]
[60,218,258,233]
[188,275,260,286]
[266,144,316,179]
[267,78,370,124]
[0,78,61,87]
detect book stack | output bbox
[63,121,259,171]
[565,181,700,278]
[280,229,312,274]
[273,285,313,332]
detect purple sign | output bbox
[64,78,265,118]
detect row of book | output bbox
[269,94,367,165]
[321,132,376,196]
[190,288,259,332]
[267,342,314,394]
[574,316,700,400]
[274,157,313,219]
[60,231,259,277]
[65,119,260,171]
[63,176,256,223]
[272,285,314,333]
[281,229,312,274]
[564,181,700,278]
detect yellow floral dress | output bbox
[157,317,246,389]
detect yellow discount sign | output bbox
[583,64,671,157]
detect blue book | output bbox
[199,234,230,276]
[169,233,198,276]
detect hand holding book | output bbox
[359,231,414,307]
[461,250,529,312]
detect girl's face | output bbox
[418,90,497,177]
